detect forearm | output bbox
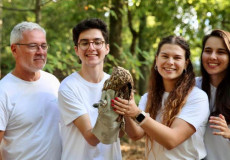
[124,116,145,140]
[73,114,100,146]
[141,117,175,148]
[84,129,100,146]
[140,116,194,150]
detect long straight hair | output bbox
[200,29,230,124]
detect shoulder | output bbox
[181,86,209,114]
[104,72,110,80]
[138,93,148,111]
[41,71,59,81]
[183,86,209,115]
[179,87,210,129]
[59,72,84,91]
[0,73,14,91]
[40,71,60,89]
[41,71,59,84]
[187,86,208,103]
[60,72,77,83]
[195,76,202,89]
[0,73,13,83]
[190,86,207,97]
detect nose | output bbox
[37,45,43,51]
[210,52,217,60]
[166,57,174,64]
[88,42,96,50]
[36,46,46,55]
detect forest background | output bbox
[0,0,230,159]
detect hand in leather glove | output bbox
[92,66,134,144]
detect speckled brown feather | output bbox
[103,66,134,100]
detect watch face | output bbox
[136,113,145,122]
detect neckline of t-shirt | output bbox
[9,71,43,85]
[75,71,109,87]
[210,83,216,91]
[162,92,169,102]
[163,92,169,96]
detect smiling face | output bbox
[156,44,187,86]
[75,29,109,68]
[11,29,47,73]
[202,36,229,81]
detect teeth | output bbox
[87,54,97,57]
[165,68,174,71]
[208,63,218,66]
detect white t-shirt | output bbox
[196,77,230,160]
[139,87,209,160]
[0,71,62,160]
[58,72,122,160]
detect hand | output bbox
[111,92,140,118]
[209,114,230,139]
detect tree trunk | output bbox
[109,0,123,63]
[138,15,149,95]
[35,0,41,24]
[127,9,138,55]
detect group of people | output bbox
[0,18,229,160]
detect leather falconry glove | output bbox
[92,66,134,144]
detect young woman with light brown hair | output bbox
[112,35,209,159]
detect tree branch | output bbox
[127,9,138,37]
[127,8,139,55]
[1,6,34,12]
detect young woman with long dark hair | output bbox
[196,29,230,160]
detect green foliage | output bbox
[1,46,14,76]
[1,0,230,90]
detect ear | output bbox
[11,44,17,58]
[74,46,79,56]
[155,55,158,65]
[105,44,110,55]
[184,59,189,70]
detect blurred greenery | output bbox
[1,0,230,98]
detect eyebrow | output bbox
[79,38,103,42]
[204,47,227,51]
[159,52,183,57]
[159,52,168,55]
[218,48,228,52]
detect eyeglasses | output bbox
[16,43,49,51]
[77,40,105,51]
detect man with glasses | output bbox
[58,18,122,160]
[0,21,62,160]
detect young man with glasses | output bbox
[0,21,62,160]
[58,18,122,160]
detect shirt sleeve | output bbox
[138,93,148,112]
[0,95,9,131]
[177,87,210,130]
[58,89,87,126]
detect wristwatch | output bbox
[135,110,146,124]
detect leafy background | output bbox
[1,0,230,158]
